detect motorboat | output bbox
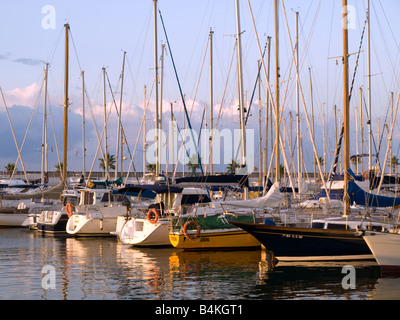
[36,189,80,234]
[66,186,132,236]
[117,185,197,247]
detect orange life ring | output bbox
[362,171,369,179]
[183,220,201,240]
[147,208,159,224]
[66,203,73,218]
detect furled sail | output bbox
[221,182,282,209]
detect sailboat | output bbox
[363,227,400,275]
[232,0,379,262]
[36,189,79,234]
[169,182,282,251]
[0,26,68,227]
[115,184,183,246]
[65,184,132,236]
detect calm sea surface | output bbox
[0,227,399,302]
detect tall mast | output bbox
[343,0,350,215]
[115,51,126,179]
[62,23,69,182]
[41,62,49,185]
[309,67,316,182]
[209,28,214,175]
[258,60,262,185]
[143,85,147,176]
[263,37,271,189]
[274,0,280,182]
[160,44,165,170]
[81,70,86,178]
[360,87,364,173]
[154,0,160,176]
[367,0,372,171]
[171,102,175,175]
[295,11,301,192]
[102,66,108,180]
[235,0,246,171]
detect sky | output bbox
[0,0,400,177]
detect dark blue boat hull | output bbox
[231,222,373,261]
[37,214,69,234]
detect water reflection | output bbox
[0,228,398,300]
[257,251,382,300]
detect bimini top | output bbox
[173,174,249,188]
[117,184,183,199]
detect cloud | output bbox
[0,53,11,60]
[13,58,45,66]
[0,53,44,66]
[4,83,41,108]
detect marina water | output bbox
[0,227,398,300]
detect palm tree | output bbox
[146,163,156,173]
[55,162,63,173]
[98,153,116,172]
[187,154,200,174]
[273,164,284,176]
[226,160,238,174]
[5,162,15,177]
[390,156,400,174]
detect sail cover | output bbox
[347,180,400,208]
[220,182,282,208]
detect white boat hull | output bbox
[119,217,171,246]
[363,230,400,274]
[67,207,126,236]
[0,212,29,226]
[37,209,70,234]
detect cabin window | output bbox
[112,194,130,203]
[63,196,79,206]
[326,223,348,230]
[100,193,110,202]
[311,222,325,229]
[181,194,211,206]
[82,192,94,205]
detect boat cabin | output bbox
[311,217,386,232]
[78,189,130,207]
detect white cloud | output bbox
[4,82,41,108]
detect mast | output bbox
[143,85,147,177]
[360,87,363,173]
[171,102,175,175]
[322,103,326,174]
[154,0,160,176]
[62,23,69,182]
[235,0,246,172]
[343,0,350,215]
[258,60,262,185]
[160,44,165,171]
[102,66,108,180]
[81,70,86,179]
[263,36,271,189]
[390,91,394,174]
[41,62,49,185]
[309,67,316,182]
[274,0,280,182]
[355,106,359,174]
[209,28,214,175]
[115,51,126,179]
[295,11,301,192]
[367,0,372,171]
